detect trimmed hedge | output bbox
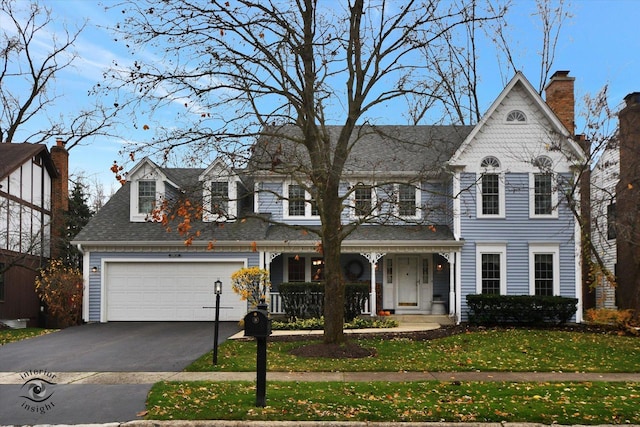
[279,282,370,321]
[466,294,578,325]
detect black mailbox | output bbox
[244,308,272,337]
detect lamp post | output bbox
[213,279,222,365]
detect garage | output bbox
[104,260,247,321]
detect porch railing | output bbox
[268,292,371,316]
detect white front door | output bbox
[396,256,419,309]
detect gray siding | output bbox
[458,172,577,321]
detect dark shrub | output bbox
[466,294,578,325]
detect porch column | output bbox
[439,251,456,317]
[264,252,280,311]
[448,252,456,316]
[360,252,385,316]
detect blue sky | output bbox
[13,0,640,197]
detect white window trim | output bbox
[475,243,507,295]
[529,173,558,218]
[395,183,421,220]
[528,243,560,296]
[203,179,238,222]
[476,172,505,219]
[130,178,165,222]
[283,181,320,219]
[349,182,377,219]
[283,255,325,282]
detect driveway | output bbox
[0,321,240,424]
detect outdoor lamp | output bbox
[214,279,222,295]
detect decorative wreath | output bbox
[345,259,364,280]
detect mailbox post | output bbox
[244,300,271,407]
[213,279,222,365]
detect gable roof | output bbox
[127,157,181,188]
[449,71,586,165]
[0,143,58,180]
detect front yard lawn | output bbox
[150,327,640,423]
[147,380,640,423]
[0,328,56,345]
[187,327,640,373]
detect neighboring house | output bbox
[590,136,619,309]
[74,71,586,324]
[613,93,640,312]
[0,140,68,326]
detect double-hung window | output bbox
[481,174,500,215]
[529,244,560,296]
[211,181,229,216]
[284,183,319,218]
[478,157,504,218]
[534,174,553,215]
[287,256,306,282]
[353,184,373,217]
[476,244,506,294]
[138,180,156,214]
[530,156,557,218]
[398,184,418,217]
[287,184,306,217]
[607,202,616,240]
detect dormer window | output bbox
[506,110,526,123]
[199,159,240,222]
[128,158,171,222]
[211,181,229,216]
[138,180,156,214]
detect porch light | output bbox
[436,263,443,272]
[91,266,99,273]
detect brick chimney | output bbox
[615,92,640,311]
[50,138,69,258]
[545,70,575,136]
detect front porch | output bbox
[267,291,455,325]
[262,248,460,322]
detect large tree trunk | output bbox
[321,180,346,344]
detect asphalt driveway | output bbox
[0,321,240,424]
[0,321,240,372]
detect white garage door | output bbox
[105,261,247,321]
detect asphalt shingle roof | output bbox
[75,125,469,245]
[249,124,474,175]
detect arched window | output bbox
[506,110,527,122]
[533,156,553,169]
[480,156,500,169]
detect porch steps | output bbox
[389,314,455,326]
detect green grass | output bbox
[147,380,640,423]
[187,328,640,373]
[0,327,56,345]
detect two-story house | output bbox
[73,71,586,324]
[0,139,69,326]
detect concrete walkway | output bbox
[2,370,640,385]
[3,321,639,385]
